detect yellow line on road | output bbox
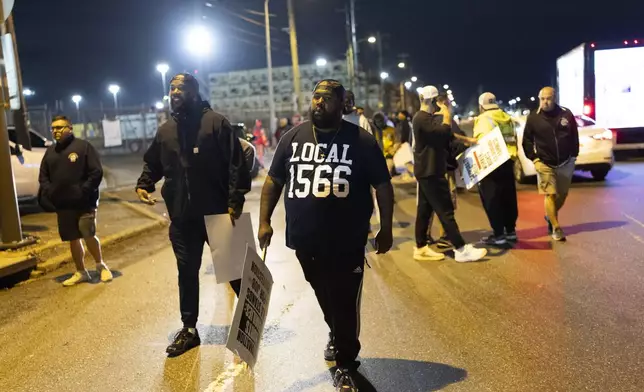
[623,213,644,229]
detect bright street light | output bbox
[108,84,120,111]
[23,88,35,97]
[411,76,418,82]
[367,36,377,44]
[156,63,170,97]
[155,102,164,110]
[416,87,423,94]
[516,97,521,102]
[398,62,406,69]
[443,84,449,89]
[315,58,327,67]
[71,95,82,107]
[447,89,453,95]
[380,72,389,80]
[530,96,536,101]
[404,81,412,89]
[186,25,213,56]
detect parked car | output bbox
[8,141,45,206]
[514,114,615,183]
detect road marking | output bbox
[203,357,247,392]
[623,213,644,229]
[621,227,644,245]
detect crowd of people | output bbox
[36,71,579,391]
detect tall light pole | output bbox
[108,84,120,114]
[349,0,359,94]
[265,0,277,135]
[72,95,82,123]
[156,63,169,98]
[287,0,303,114]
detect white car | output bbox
[514,115,615,183]
[8,128,51,205]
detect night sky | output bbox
[13,0,644,111]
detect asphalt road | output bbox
[1,160,644,392]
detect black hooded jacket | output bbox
[136,101,251,222]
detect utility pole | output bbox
[349,0,359,95]
[264,0,276,135]
[0,5,31,248]
[376,31,384,108]
[6,15,29,150]
[287,0,303,114]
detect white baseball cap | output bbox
[478,92,499,110]
[418,85,439,100]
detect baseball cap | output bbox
[418,85,439,100]
[479,92,499,110]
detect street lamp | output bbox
[186,25,213,56]
[530,96,536,101]
[108,84,120,112]
[156,63,170,97]
[516,97,521,102]
[23,88,35,97]
[404,81,412,89]
[155,101,164,110]
[71,95,82,123]
[398,62,406,69]
[443,84,449,89]
[447,89,453,95]
[380,72,389,80]
[367,36,376,44]
[411,76,418,82]
[315,58,327,67]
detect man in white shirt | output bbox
[342,90,373,135]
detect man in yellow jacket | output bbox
[473,92,519,246]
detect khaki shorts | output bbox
[535,159,575,195]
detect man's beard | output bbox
[310,108,338,129]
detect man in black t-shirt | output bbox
[258,80,394,392]
[413,86,487,263]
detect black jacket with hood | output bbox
[136,101,251,222]
[523,106,579,167]
[38,135,103,212]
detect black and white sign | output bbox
[226,245,273,368]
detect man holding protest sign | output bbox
[473,92,519,245]
[258,79,394,392]
[135,73,251,357]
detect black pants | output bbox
[416,176,466,249]
[478,160,519,236]
[169,219,242,328]
[295,248,365,370]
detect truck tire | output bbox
[591,167,610,181]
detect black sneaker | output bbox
[545,216,553,235]
[505,231,518,242]
[324,333,337,361]
[436,237,453,249]
[481,235,507,245]
[166,328,201,357]
[333,368,359,392]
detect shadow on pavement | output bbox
[517,220,627,241]
[54,269,123,284]
[177,324,295,347]
[283,358,467,392]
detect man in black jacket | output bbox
[523,87,579,241]
[135,73,251,357]
[38,115,112,287]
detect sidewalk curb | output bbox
[34,219,167,274]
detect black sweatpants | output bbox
[415,176,466,249]
[295,248,365,371]
[478,160,518,236]
[169,219,242,328]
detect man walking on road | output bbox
[474,92,519,245]
[38,116,112,287]
[258,80,394,392]
[413,86,487,263]
[522,87,579,241]
[135,73,251,357]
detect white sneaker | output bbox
[413,245,445,261]
[454,244,488,263]
[62,271,91,287]
[97,263,113,283]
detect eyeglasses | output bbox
[52,126,69,131]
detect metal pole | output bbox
[161,72,167,99]
[265,0,277,136]
[377,31,384,108]
[0,7,24,245]
[287,0,303,114]
[113,94,118,115]
[349,0,359,95]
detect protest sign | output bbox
[204,212,256,284]
[226,246,273,368]
[459,127,511,189]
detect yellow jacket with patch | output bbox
[473,108,517,158]
[381,126,398,158]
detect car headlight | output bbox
[592,129,613,140]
